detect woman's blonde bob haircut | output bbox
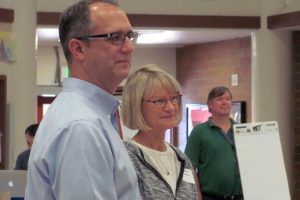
[121,64,183,131]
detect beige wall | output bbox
[252,0,293,194]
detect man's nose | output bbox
[121,37,135,53]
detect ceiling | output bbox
[37,26,254,48]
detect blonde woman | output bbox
[121,64,202,200]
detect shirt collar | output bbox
[207,117,235,128]
[63,78,119,117]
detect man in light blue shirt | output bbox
[25,0,141,199]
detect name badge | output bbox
[183,169,195,184]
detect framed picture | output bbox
[186,101,246,139]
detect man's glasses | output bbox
[75,31,139,46]
[142,94,182,108]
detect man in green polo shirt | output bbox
[185,86,243,200]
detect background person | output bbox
[25,1,141,199]
[14,123,39,170]
[121,65,202,200]
[185,86,243,200]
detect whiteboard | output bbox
[233,121,291,200]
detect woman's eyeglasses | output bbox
[142,95,182,108]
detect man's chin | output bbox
[114,64,130,80]
[120,68,130,76]
[115,72,129,83]
[118,62,130,71]
[216,112,231,117]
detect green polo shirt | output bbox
[184,118,242,196]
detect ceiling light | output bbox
[37,28,59,41]
[41,94,56,97]
[136,30,178,44]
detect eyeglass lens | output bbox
[161,95,181,106]
[144,95,181,107]
[111,31,138,45]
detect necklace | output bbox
[160,154,173,176]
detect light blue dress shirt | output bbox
[25,78,141,200]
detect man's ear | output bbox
[69,39,86,60]
[207,101,212,111]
